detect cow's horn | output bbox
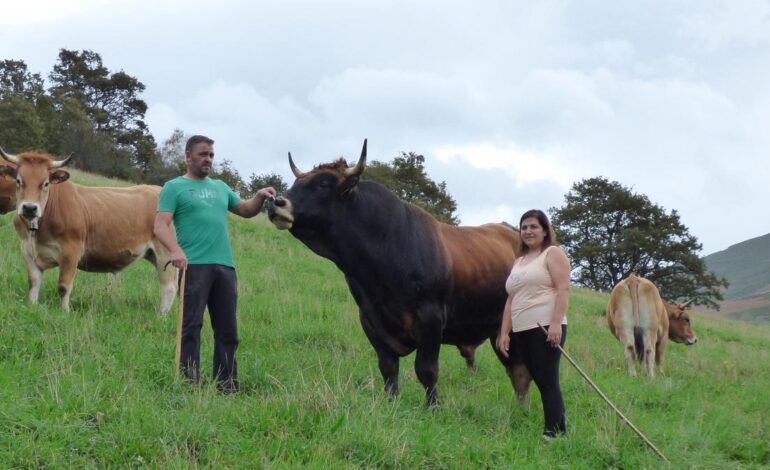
[0,146,19,164]
[680,299,692,308]
[51,153,74,169]
[288,152,304,178]
[344,138,367,177]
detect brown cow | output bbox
[607,274,669,377]
[0,148,177,313]
[663,301,698,345]
[0,161,15,214]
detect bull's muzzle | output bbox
[267,197,294,230]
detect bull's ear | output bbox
[49,170,70,184]
[0,165,17,179]
[338,175,359,197]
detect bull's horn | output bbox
[0,146,19,164]
[344,138,367,177]
[288,152,304,178]
[51,153,74,169]
[680,299,692,308]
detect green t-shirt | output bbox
[157,176,241,267]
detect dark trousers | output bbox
[179,264,239,388]
[515,325,567,436]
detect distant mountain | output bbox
[704,233,770,324]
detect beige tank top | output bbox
[505,245,568,333]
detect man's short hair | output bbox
[185,135,215,153]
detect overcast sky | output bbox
[3,0,769,255]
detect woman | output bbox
[497,209,571,438]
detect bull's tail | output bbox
[627,274,643,362]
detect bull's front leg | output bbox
[359,311,401,397]
[415,307,444,406]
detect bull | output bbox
[0,147,177,314]
[267,140,531,405]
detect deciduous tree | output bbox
[365,152,459,225]
[550,177,728,309]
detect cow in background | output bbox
[0,147,177,314]
[607,273,669,377]
[663,301,698,345]
[0,160,15,214]
[267,140,531,405]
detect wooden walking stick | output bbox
[165,260,186,377]
[537,322,669,462]
[175,267,186,376]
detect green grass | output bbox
[2,180,770,468]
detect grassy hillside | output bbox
[704,233,770,324]
[705,233,770,301]
[1,177,769,467]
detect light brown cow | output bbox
[0,161,15,214]
[0,148,177,313]
[663,301,698,345]
[607,274,669,377]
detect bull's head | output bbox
[268,139,367,231]
[0,147,73,228]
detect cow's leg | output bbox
[56,245,82,312]
[618,328,638,377]
[150,244,178,315]
[20,240,43,304]
[655,333,668,376]
[414,307,444,406]
[642,332,655,378]
[490,334,532,401]
[457,344,477,369]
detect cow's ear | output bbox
[338,175,360,197]
[49,170,70,184]
[0,165,17,179]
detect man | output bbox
[154,135,276,393]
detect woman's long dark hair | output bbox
[517,209,558,258]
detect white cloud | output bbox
[4,1,770,254]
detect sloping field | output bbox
[1,173,769,467]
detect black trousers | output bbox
[179,264,239,387]
[515,325,567,436]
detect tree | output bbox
[48,49,156,171]
[0,94,46,151]
[46,97,133,178]
[364,152,459,225]
[549,177,728,309]
[210,159,245,195]
[0,59,45,102]
[245,172,287,212]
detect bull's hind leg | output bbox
[490,334,532,401]
[457,344,478,368]
[149,241,177,315]
[415,310,444,406]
